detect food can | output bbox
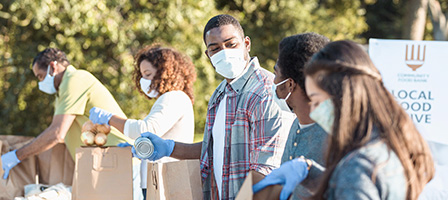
[134,136,154,159]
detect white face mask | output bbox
[140,78,159,98]
[38,63,57,95]
[309,99,335,134]
[210,49,247,79]
[272,78,292,112]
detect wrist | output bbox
[305,158,312,170]
[299,156,312,170]
[12,149,21,162]
[167,139,175,156]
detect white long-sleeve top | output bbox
[123,90,194,188]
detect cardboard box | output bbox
[147,159,202,200]
[72,146,133,200]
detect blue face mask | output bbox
[309,99,335,134]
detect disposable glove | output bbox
[1,150,21,179]
[140,132,174,161]
[253,157,309,200]
[117,142,138,158]
[89,107,113,125]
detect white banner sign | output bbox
[369,39,448,145]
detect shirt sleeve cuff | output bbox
[123,120,131,137]
[249,163,275,176]
[301,160,325,191]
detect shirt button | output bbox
[289,156,293,160]
[293,142,298,147]
[296,130,300,134]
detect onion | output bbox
[96,124,111,135]
[82,120,96,133]
[81,131,95,146]
[95,132,107,146]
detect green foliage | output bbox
[0,0,219,137]
[0,0,368,138]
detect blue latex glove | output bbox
[140,132,175,161]
[253,157,309,200]
[1,150,21,179]
[117,142,138,157]
[89,107,113,125]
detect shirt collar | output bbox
[56,65,76,97]
[64,65,76,75]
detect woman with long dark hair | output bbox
[303,40,434,199]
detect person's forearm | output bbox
[109,115,127,133]
[170,142,202,159]
[16,127,62,161]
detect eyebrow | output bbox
[207,37,237,48]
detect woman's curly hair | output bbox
[133,44,196,104]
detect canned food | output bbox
[134,137,154,159]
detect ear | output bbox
[287,78,296,92]
[49,61,58,75]
[244,36,251,52]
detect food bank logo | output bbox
[405,44,426,71]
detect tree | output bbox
[0,0,372,139]
[0,0,218,137]
[428,0,448,40]
[216,0,368,70]
[403,0,429,40]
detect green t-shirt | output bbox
[54,65,133,159]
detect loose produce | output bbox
[82,120,96,133]
[96,124,111,135]
[80,120,111,146]
[80,131,95,146]
[94,133,107,146]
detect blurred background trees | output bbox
[0,0,446,140]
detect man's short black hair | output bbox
[277,32,330,94]
[203,14,244,44]
[32,48,70,70]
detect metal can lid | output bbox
[134,137,154,159]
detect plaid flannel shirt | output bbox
[200,57,293,200]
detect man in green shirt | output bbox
[1,48,142,199]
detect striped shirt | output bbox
[200,57,293,200]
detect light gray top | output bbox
[324,139,407,200]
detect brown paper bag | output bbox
[147,159,202,200]
[72,146,133,200]
[0,136,37,200]
[235,171,281,200]
[36,143,74,186]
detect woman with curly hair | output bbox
[89,44,196,199]
[300,40,434,199]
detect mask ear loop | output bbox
[284,78,293,101]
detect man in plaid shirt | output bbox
[137,14,294,199]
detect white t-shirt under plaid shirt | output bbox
[200,57,294,199]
